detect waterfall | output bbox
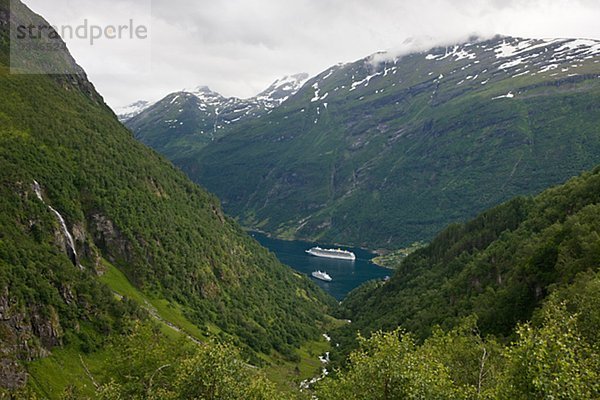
[33,181,82,269]
[32,180,44,202]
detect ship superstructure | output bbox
[311,271,333,282]
[306,246,356,261]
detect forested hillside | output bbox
[318,277,600,399]
[0,0,333,392]
[335,165,600,354]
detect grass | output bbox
[99,260,207,341]
[26,261,207,400]
[27,335,112,399]
[27,260,336,398]
[372,241,427,269]
[262,337,331,393]
[98,260,146,304]
[262,315,346,393]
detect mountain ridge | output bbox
[117,72,310,122]
[121,72,309,158]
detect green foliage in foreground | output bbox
[2,323,301,400]
[317,276,600,399]
[92,324,286,400]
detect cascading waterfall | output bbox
[33,181,82,269]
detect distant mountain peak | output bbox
[255,73,310,108]
[120,71,311,142]
[114,100,152,122]
[184,85,221,96]
[191,85,212,92]
[269,73,310,88]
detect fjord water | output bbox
[251,232,390,300]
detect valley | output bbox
[1,0,599,398]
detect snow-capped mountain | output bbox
[121,73,309,157]
[182,36,600,248]
[294,36,600,118]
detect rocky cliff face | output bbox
[0,288,28,389]
[90,213,134,266]
[0,287,63,388]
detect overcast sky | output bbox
[23,0,600,108]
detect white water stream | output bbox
[33,181,81,269]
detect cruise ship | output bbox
[311,271,333,282]
[306,246,356,261]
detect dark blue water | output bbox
[251,232,391,300]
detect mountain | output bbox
[0,1,333,391]
[114,100,152,122]
[122,73,309,159]
[145,36,600,250]
[333,165,600,353]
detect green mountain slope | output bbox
[333,165,600,355]
[162,36,600,249]
[0,0,333,390]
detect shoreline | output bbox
[243,227,380,257]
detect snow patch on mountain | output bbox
[498,58,524,70]
[422,37,599,80]
[554,39,600,56]
[493,92,515,100]
[494,38,562,58]
[311,82,321,102]
[184,86,228,107]
[437,45,477,61]
[350,72,382,91]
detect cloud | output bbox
[368,34,489,66]
[22,0,600,108]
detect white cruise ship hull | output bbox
[311,271,333,282]
[306,248,356,261]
